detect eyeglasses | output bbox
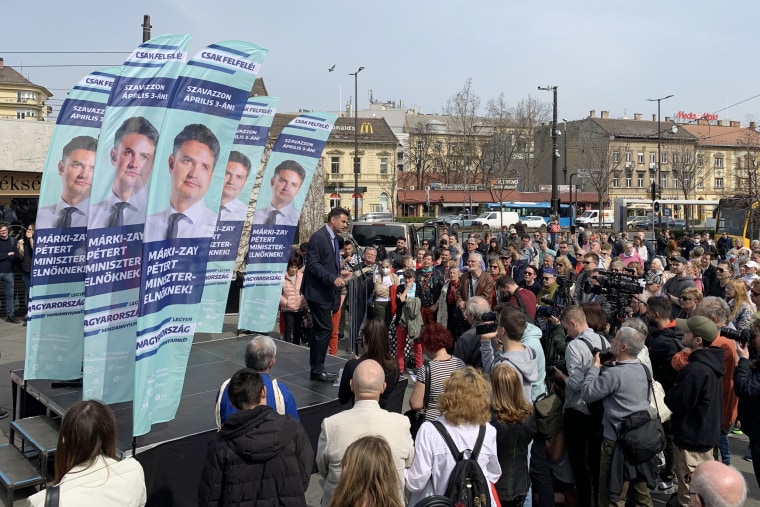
[542,277,554,281]
[490,265,499,269]
[582,261,593,265]
[716,268,726,273]
[525,272,536,276]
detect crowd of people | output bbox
[35,211,760,507]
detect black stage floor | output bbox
[11,335,347,507]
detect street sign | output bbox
[662,207,672,217]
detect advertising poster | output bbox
[81,34,191,404]
[238,112,338,332]
[195,96,279,333]
[133,41,267,436]
[25,67,120,381]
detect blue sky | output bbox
[4,0,758,124]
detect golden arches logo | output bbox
[360,123,374,135]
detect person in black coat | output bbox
[734,319,760,488]
[664,317,725,507]
[199,369,313,507]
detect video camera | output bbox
[536,276,574,319]
[721,326,752,346]
[584,268,643,321]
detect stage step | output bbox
[10,415,61,481]
[0,444,45,507]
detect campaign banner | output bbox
[238,113,338,332]
[133,41,267,437]
[81,34,191,404]
[195,96,279,333]
[25,66,120,381]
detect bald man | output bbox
[688,460,747,507]
[316,360,413,507]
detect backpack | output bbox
[431,421,492,507]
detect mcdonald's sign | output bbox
[359,122,374,135]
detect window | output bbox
[330,157,340,174]
[612,177,619,187]
[697,177,704,189]
[637,172,644,188]
[16,109,36,119]
[683,153,691,165]
[715,177,724,188]
[625,152,633,163]
[329,196,341,209]
[697,154,704,167]
[379,157,388,175]
[16,90,36,102]
[660,173,668,189]
[626,177,632,188]
[673,174,679,188]
[613,151,620,163]
[649,153,656,164]
[637,153,644,164]
[715,156,724,168]
[660,152,668,164]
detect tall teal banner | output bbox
[238,113,338,332]
[82,34,191,404]
[133,41,267,436]
[25,67,120,381]
[195,96,279,333]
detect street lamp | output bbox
[647,94,674,230]
[538,85,559,217]
[349,66,365,220]
[562,118,569,184]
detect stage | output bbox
[11,334,349,507]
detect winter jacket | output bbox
[645,324,683,392]
[664,347,725,452]
[401,297,423,341]
[280,271,306,312]
[198,405,313,507]
[522,323,547,401]
[734,358,760,438]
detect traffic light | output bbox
[654,202,660,212]
[650,182,657,202]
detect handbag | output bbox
[616,364,666,463]
[301,310,313,329]
[649,375,671,423]
[404,360,430,439]
[44,485,60,507]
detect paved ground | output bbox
[1,316,759,506]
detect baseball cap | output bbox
[543,268,558,276]
[675,316,717,344]
[745,261,759,269]
[510,227,517,233]
[669,256,687,264]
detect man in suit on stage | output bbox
[302,207,350,382]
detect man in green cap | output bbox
[664,315,725,507]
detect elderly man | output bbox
[573,252,600,305]
[215,335,299,428]
[452,295,492,368]
[582,326,653,506]
[688,461,746,507]
[664,316,725,507]
[456,251,494,309]
[459,236,486,272]
[317,360,414,506]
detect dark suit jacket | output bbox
[303,225,340,307]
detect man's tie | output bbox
[265,209,279,225]
[57,207,76,228]
[166,213,185,240]
[108,202,129,227]
[333,235,341,268]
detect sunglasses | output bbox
[489,265,499,269]
[582,261,593,265]
[542,277,554,281]
[716,268,726,273]
[680,297,694,302]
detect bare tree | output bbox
[664,140,709,227]
[406,118,443,187]
[442,78,482,189]
[377,148,401,216]
[512,96,551,191]
[578,132,625,228]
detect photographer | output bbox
[452,295,492,369]
[734,317,760,488]
[553,305,610,507]
[581,326,654,506]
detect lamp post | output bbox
[562,118,569,185]
[647,94,674,230]
[538,85,559,217]
[568,172,577,231]
[349,66,364,220]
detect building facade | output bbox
[0,58,52,121]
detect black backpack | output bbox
[431,421,491,507]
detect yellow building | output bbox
[0,58,52,121]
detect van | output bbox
[471,211,520,230]
[347,222,420,254]
[357,212,393,223]
[576,210,614,227]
